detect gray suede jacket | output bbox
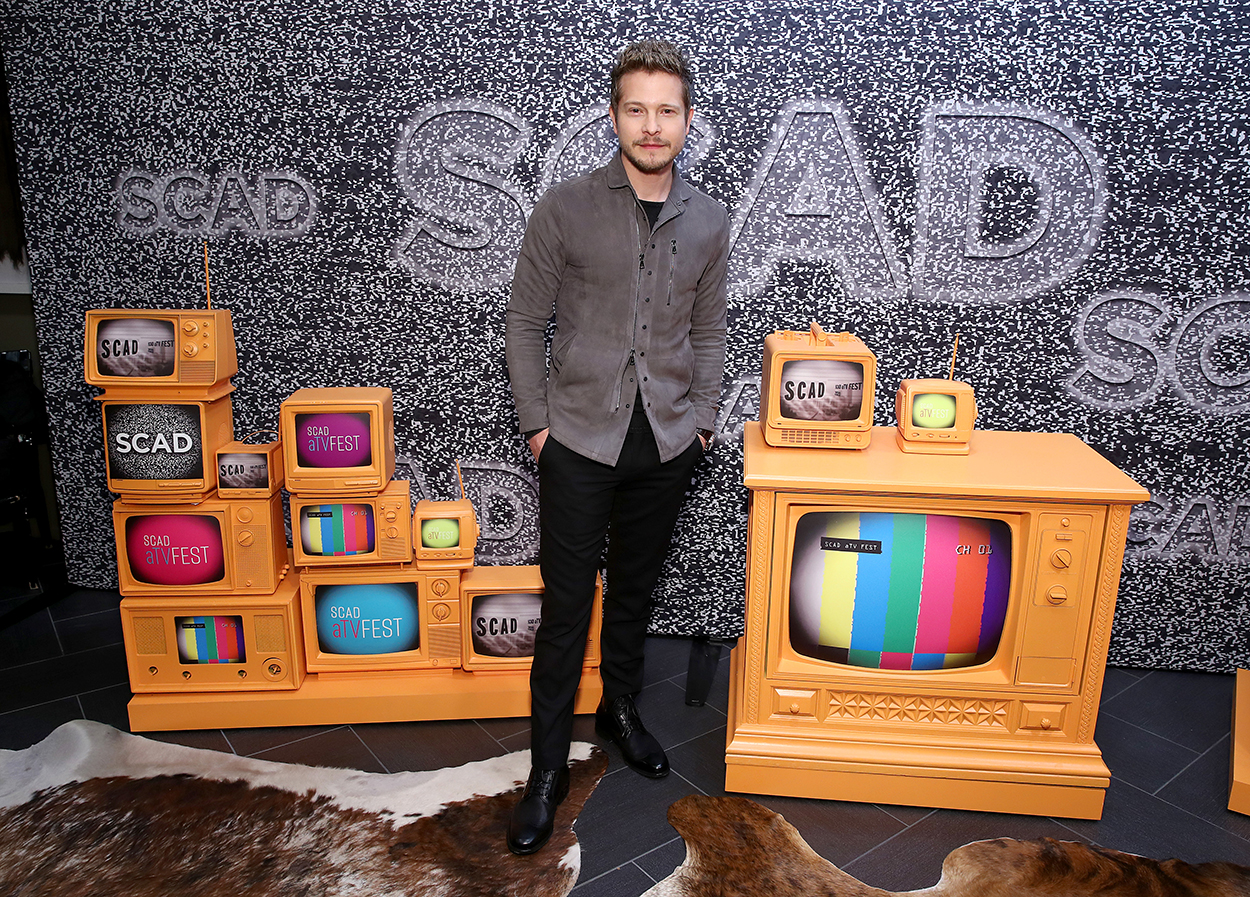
[505,153,729,466]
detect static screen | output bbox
[470,591,542,657]
[295,412,373,468]
[176,616,245,664]
[911,393,958,429]
[778,359,864,421]
[299,504,376,556]
[125,514,226,586]
[95,317,177,378]
[105,403,204,481]
[315,582,419,655]
[789,512,1011,670]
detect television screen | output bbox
[778,359,865,421]
[94,317,177,378]
[911,393,959,429]
[175,615,245,664]
[299,503,376,557]
[314,582,420,655]
[789,511,1011,670]
[218,451,271,489]
[419,517,461,549]
[124,514,227,586]
[294,411,373,468]
[105,403,205,480]
[470,591,542,657]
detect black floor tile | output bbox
[574,766,702,882]
[247,724,388,772]
[749,794,915,868]
[1156,735,1250,842]
[631,837,686,883]
[843,809,1090,892]
[1062,777,1250,864]
[351,718,508,772]
[79,681,133,732]
[642,635,695,687]
[1099,669,1235,753]
[0,642,128,714]
[0,697,82,750]
[0,605,62,667]
[146,727,236,753]
[54,607,124,654]
[48,588,123,621]
[571,861,659,896]
[1096,712,1202,793]
[221,723,345,758]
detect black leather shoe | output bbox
[507,765,569,855]
[595,694,669,778]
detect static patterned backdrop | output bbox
[2,1,1247,670]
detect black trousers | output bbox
[529,416,702,769]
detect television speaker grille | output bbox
[429,624,460,662]
[253,614,287,653]
[780,429,839,447]
[181,360,216,383]
[131,616,167,655]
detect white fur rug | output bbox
[0,720,606,896]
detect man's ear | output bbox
[609,105,619,136]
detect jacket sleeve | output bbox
[687,206,730,431]
[505,192,565,434]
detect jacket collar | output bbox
[606,151,692,211]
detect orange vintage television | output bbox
[299,565,462,673]
[729,423,1149,819]
[216,440,284,498]
[85,308,237,393]
[280,387,396,496]
[895,378,978,454]
[113,490,291,596]
[99,393,235,502]
[760,322,877,449]
[413,498,479,570]
[460,565,602,672]
[119,574,303,693]
[290,479,413,567]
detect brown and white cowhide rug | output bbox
[0,720,606,897]
[645,795,1250,897]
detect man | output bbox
[504,39,729,855]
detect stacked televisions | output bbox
[90,310,602,725]
[86,309,299,694]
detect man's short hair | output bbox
[610,40,693,112]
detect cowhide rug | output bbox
[0,719,606,897]
[644,795,1250,897]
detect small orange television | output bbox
[114,490,290,597]
[85,308,237,394]
[299,565,462,673]
[280,387,396,496]
[120,574,303,693]
[100,393,235,503]
[459,565,602,672]
[760,322,877,449]
[290,479,413,567]
[895,378,978,454]
[216,440,284,498]
[413,498,479,570]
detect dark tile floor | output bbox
[3,586,1249,894]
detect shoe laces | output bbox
[526,767,564,800]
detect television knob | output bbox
[386,526,399,538]
[147,666,158,676]
[1050,549,1072,569]
[237,507,254,523]
[182,670,192,679]
[1040,717,1053,730]
[431,602,451,621]
[182,321,200,336]
[789,703,801,714]
[237,530,255,547]
[263,659,285,681]
[237,669,247,679]
[431,579,449,596]
[182,340,199,357]
[385,509,397,522]
[1046,585,1068,605]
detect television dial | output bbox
[263,659,286,681]
[1050,549,1072,569]
[1046,585,1068,605]
[182,321,200,336]
[236,507,254,523]
[237,530,255,547]
[431,578,450,597]
[432,602,451,620]
[182,340,199,357]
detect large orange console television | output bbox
[729,421,1148,819]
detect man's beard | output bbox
[621,139,680,174]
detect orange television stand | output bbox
[128,667,601,732]
[728,423,1148,819]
